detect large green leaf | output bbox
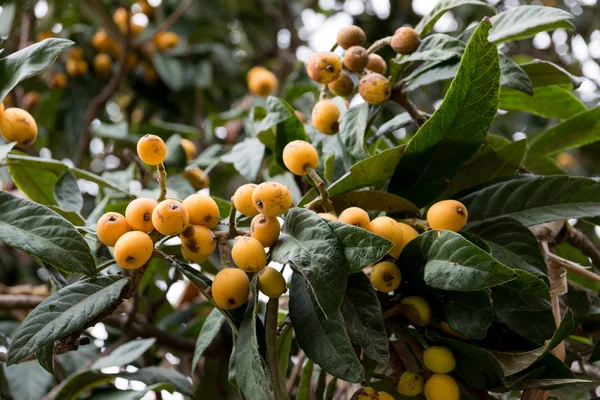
[404,59,459,93]
[192,308,225,372]
[0,38,73,102]
[520,60,583,89]
[499,55,533,96]
[331,191,419,214]
[221,138,266,182]
[91,339,156,370]
[338,104,369,167]
[270,208,347,317]
[527,106,600,157]
[388,19,500,207]
[488,5,574,44]
[396,33,465,64]
[289,274,363,382]
[499,85,585,120]
[442,290,493,339]
[399,230,517,291]
[459,175,600,226]
[340,273,389,363]
[7,276,129,364]
[414,0,496,36]
[3,361,54,400]
[53,171,84,213]
[235,279,269,400]
[0,190,95,277]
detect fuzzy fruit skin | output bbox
[306,52,342,84]
[114,231,153,270]
[423,346,456,374]
[424,374,460,400]
[0,103,4,119]
[359,72,390,105]
[97,212,131,246]
[318,213,337,221]
[427,200,468,232]
[180,138,197,161]
[183,167,210,190]
[0,108,38,146]
[252,181,293,217]
[137,134,167,165]
[247,66,278,96]
[181,244,208,264]
[337,25,366,50]
[338,207,370,229]
[377,392,394,400]
[93,53,112,77]
[401,296,431,326]
[154,31,179,51]
[312,99,340,135]
[391,27,421,54]
[51,73,68,90]
[397,371,424,396]
[251,214,281,247]
[233,184,259,217]
[349,386,378,400]
[180,225,216,257]
[397,223,419,255]
[182,194,220,229]
[152,199,189,235]
[328,71,355,97]
[366,54,387,74]
[258,267,287,298]
[231,236,267,273]
[367,216,404,258]
[440,321,469,339]
[343,46,369,73]
[282,140,319,176]
[126,198,158,232]
[212,268,250,310]
[370,261,402,292]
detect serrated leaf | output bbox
[53,171,83,213]
[459,175,600,226]
[192,308,225,373]
[520,60,583,89]
[221,138,265,182]
[489,5,574,44]
[289,274,363,382]
[8,276,128,364]
[341,273,389,363]
[331,190,419,214]
[0,190,95,277]
[396,33,465,64]
[442,290,493,339]
[91,338,156,370]
[499,55,533,96]
[399,230,517,291]
[4,361,54,400]
[270,208,347,317]
[499,85,585,120]
[0,38,73,102]
[415,0,496,36]
[338,104,369,167]
[388,20,500,207]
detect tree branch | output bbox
[562,225,600,270]
[0,337,91,364]
[390,83,427,127]
[305,166,334,214]
[0,294,46,309]
[135,0,194,47]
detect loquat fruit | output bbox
[251,214,281,247]
[423,346,456,374]
[318,213,337,221]
[349,386,378,400]
[212,268,250,310]
[306,52,342,84]
[328,71,355,97]
[0,107,38,146]
[67,47,84,60]
[424,374,460,400]
[231,236,267,273]
[337,25,366,50]
[401,296,431,326]
[252,181,293,217]
[97,212,131,247]
[358,72,390,105]
[343,46,369,73]
[91,30,114,53]
[36,31,54,41]
[282,140,319,176]
[397,371,424,396]
[152,199,189,235]
[427,200,468,232]
[51,73,68,90]
[125,197,157,232]
[311,99,340,135]
[137,134,167,165]
[233,184,259,217]
[182,194,220,229]
[391,27,421,55]
[114,231,153,269]
[366,53,387,74]
[397,222,419,256]
[180,138,197,161]
[367,216,404,258]
[183,166,210,190]
[181,244,208,264]
[247,66,278,97]
[180,225,216,257]
[338,207,370,229]
[154,31,180,51]
[377,392,394,400]
[113,7,128,26]
[93,53,112,78]
[22,92,40,110]
[370,261,402,292]
[258,267,287,298]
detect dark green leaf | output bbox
[3,361,54,400]
[524,155,565,175]
[489,6,574,44]
[121,367,193,396]
[272,98,309,169]
[192,308,225,372]
[221,138,266,182]
[338,104,369,167]
[388,20,500,207]
[36,341,55,374]
[459,175,600,226]
[404,59,459,93]
[152,53,185,91]
[0,38,73,102]
[396,33,465,64]
[212,197,231,220]
[52,370,115,400]
[442,290,493,339]
[289,274,363,382]
[331,191,419,213]
[341,273,389,363]
[414,0,496,36]
[296,359,314,400]
[499,85,585,120]
[91,339,156,370]
[8,276,128,364]
[520,60,583,89]
[0,190,95,277]
[53,171,83,213]
[373,113,413,140]
[499,55,533,96]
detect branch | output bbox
[305,166,334,214]
[218,236,231,269]
[390,83,427,127]
[0,337,91,364]
[543,242,600,285]
[135,0,194,47]
[285,350,306,392]
[157,163,167,202]
[562,225,600,270]
[367,37,391,54]
[0,294,46,309]
[228,202,238,238]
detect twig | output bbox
[562,225,600,270]
[319,84,328,100]
[228,203,238,238]
[305,166,334,214]
[285,350,306,392]
[390,83,427,127]
[135,0,194,46]
[367,37,391,54]
[0,337,91,364]
[0,294,46,309]
[266,298,287,400]
[330,43,338,52]
[218,236,230,269]
[157,163,167,202]
[543,242,600,284]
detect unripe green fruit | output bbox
[358,72,390,105]
[328,71,354,97]
[312,99,340,135]
[391,27,421,54]
[306,52,342,84]
[343,46,369,73]
[397,371,424,396]
[424,374,460,400]
[337,25,366,50]
[423,346,456,374]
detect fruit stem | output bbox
[305,166,335,214]
[157,163,167,202]
[218,235,231,269]
[399,218,429,231]
[366,36,392,54]
[329,43,338,52]
[228,203,238,237]
[319,84,328,100]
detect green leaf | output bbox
[489,6,574,44]
[235,279,269,400]
[276,324,293,379]
[520,60,583,89]
[0,190,95,277]
[388,19,500,207]
[211,197,231,221]
[91,338,156,370]
[396,33,465,64]
[36,341,55,374]
[289,274,363,382]
[338,104,369,167]
[92,121,138,143]
[152,53,185,91]
[443,139,526,198]
[524,155,565,175]
[499,55,533,96]
[163,134,187,172]
[373,113,413,140]
[192,308,225,373]
[255,96,300,134]
[528,106,600,157]
[442,290,493,339]
[296,359,314,400]
[0,38,73,102]
[123,367,193,397]
[341,273,389,363]
[459,175,600,226]
[327,145,405,197]
[0,142,16,164]
[53,171,83,213]
[399,230,517,291]
[499,85,585,120]
[331,191,419,214]
[414,0,496,36]
[404,59,459,93]
[270,208,347,317]
[3,361,54,400]
[221,138,266,182]
[7,276,128,364]
[272,98,309,168]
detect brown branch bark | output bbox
[562,225,600,270]
[0,294,46,309]
[390,83,428,127]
